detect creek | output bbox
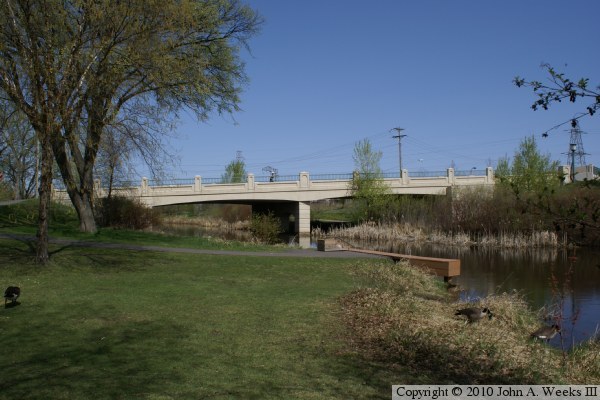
[155,222,600,348]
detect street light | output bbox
[570,143,577,183]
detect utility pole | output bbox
[391,127,406,177]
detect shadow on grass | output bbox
[0,307,188,399]
[0,237,150,274]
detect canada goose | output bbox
[530,324,560,342]
[455,307,493,323]
[4,286,20,306]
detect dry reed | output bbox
[316,222,567,249]
[161,215,249,230]
[339,259,600,383]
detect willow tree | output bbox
[0,0,261,262]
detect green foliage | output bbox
[350,139,391,221]
[497,135,561,195]
[250,211,282,244]
[0,0,263,238]
[352,138,383,178]
[221,158,247,183]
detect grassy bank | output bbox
[0,200,276,252]
[0,238,401,399]
[340,260,600,384]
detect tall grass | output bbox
[316,222,566,248]
[339,259,600,383]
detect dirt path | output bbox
[0,233,381,259]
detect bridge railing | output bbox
[148,178,196,186]
[255,174,298,182]
[52,168,494,199]
[409,170,448,178]
[141,168,492,187]
[455,169,486,177]
[311,173,354,181]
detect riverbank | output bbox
[340,259,600,384]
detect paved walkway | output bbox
[0,233,381,259]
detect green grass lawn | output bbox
[0,238,399,399]
[0,200,279,252]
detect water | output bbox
[353,240,600,348]
[155,222,600,348]
[454,246,600,349]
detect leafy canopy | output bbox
[350,139,391,221]
[496,135,560,195]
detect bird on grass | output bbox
[455,307,493,323]
[4,286,20,307]
[530,324,561,342]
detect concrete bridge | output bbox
[53,168,495,235]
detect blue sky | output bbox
[157,0,600,180]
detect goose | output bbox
[530,324,560,342]
[455,307,493,323]
[4,286,20,306]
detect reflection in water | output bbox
[345,238,600,348]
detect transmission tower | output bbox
[566,123,587,167]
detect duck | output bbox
[530,324,560,342]
[455,307,493,323]
[4,286,20,306]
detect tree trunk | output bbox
[70,191,97,233]
[35,137,53,264]
[51,133,99,234]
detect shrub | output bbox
[95,196,161,230]
[250,211,282,244]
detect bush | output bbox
[249,211,282,244]
[95,196,161,230]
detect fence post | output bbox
[142,177,148,195]
[299,171,309,188]
[447,168,455,185]
[401,169,409,185]
[247,173,255,190]
[194,175,201,192]
[485,167,494,184]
